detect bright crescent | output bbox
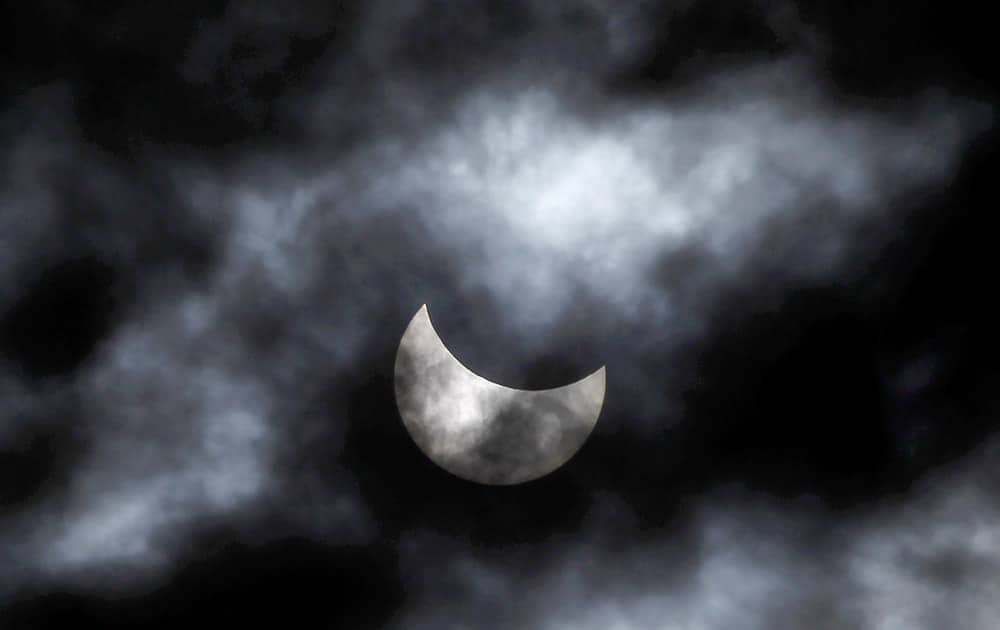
[394,305,605,485]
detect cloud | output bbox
[0,1,997,628]
[393,439,1000,630]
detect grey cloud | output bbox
[0,2,995,627]
[394,440,1000,630]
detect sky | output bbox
[1,1,998,628]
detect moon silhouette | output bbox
[394,305,605,485]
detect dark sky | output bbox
[1,2,998,628]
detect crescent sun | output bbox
[393,304,606,485]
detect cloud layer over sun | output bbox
[1,1,998,628]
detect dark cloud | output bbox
[790,0,999,99]
[1,1,362,155]
[617,0,795,89]
[0,407,87,511]
[1,257,121,381]
[0,538,402,630]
